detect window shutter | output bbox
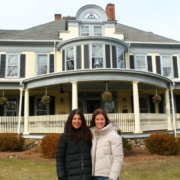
[105,45,111,68]
[76,46,81,69]
[156,56,161,74]
[62,50,65,71]
[84,45,89,69]
[0,105,4,116]
[149,95,155,113]
[147,56,153,72]
[130,55,134,69]
[20,54,26,78]
[173,56,178,78]
[29,96,34,116]
[21,96,24,116]
[49,54,54,73]
[50,96,55,115]
[112,46,117,68]
[176,95,180,113]
[158,96,164,113]
[0,54,6,78]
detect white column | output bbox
[132,81,142,133]
[17,87,23,135]
[23,89,29,135]
[165,89,172,130]
[72,82,78,110]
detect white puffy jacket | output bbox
[91,123,124,180]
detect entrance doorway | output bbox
[87,100,101,113]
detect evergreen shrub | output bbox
[0,133,25,151]
[145,133,179,156]
[40,133,61,158]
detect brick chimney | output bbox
[106,3,115,20]
[55,14,61,21]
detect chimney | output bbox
[105,3,115,20]
[55,14,61,21]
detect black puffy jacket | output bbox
[56,133,92,180]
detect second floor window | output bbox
[66,47,74,70]
[6,54,19,78]
[117,48,124,68]
[161,56,172,78]
[37,54,48,75]
[92,45,103,68]
[135,55,147,71]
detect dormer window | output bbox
[80,25,102,36]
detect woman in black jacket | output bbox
[56,109,92,180]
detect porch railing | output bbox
[0,113,179,134]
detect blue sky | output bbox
[0,0,180,41]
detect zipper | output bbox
[80,142,84,180]
[93,131,99,176]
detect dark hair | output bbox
[90,108,110,127]
[65,109,92,142]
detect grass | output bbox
[0,155,180,180]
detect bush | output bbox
[145,133,179,156]
[0,133,25,151]
[122,138,132,151]
[40,133,61,158]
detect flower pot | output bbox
[152,94,162,104]
[101,91,112,102]
[41,95,51,104]
[0,97,8,106]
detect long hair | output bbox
[65,109,92,142]
[90,108,110,128]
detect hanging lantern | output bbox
[101,82,113,102]
[152,88,162,104]
[41,87,51,104]
[0,91,8,106]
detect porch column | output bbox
[155,103,159,113]
[23,89,29,135]
[132,81,142,133]
[17,86,23,135]
[72,82,78,110]
[165,89,172,130]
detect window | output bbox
[161,56,172,77]
[66,47,74,70]
[139,96,149,113]
[36,98,48,115]
[135,55,147,71]
[80,25,103,36]
[6,99,17,116]
[92,45,103,68]
[117,48,124,68]
[104,101,114,113]
[6,54,19,78]
[37,54,48,75]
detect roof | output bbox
[0,19,179,43]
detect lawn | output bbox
[0,150,180,180]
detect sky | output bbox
[0,0,180,41]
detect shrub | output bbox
[0,133,25,151]
[145,133,179,156]
[122,138,132,151]
[40,133,61,158]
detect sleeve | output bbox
[56,133,67,180]
[109,133,124,180]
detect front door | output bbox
[87,100,100,113]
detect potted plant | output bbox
[0,97,8,106]
[41,95,51,104]
[152,94,162,104]
[101,91,112,102]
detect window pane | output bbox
[94,26,102,36]
[104,101,114,113]
[162,56,172,77]
[6,99,17,116]
[92,45,103,56]
[162,56,171,66]
[7,55,18,77]
[117,48,124,68]
[81,26,89,36]
[67,60,74,70]
[37,99,47,116]
[66,47,74,70]
[37,55,47,75]
[136,55,146,71]
[92,58,103,68]
[66,48,74,60]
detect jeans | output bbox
[93,177,120,180]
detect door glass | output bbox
[139,97,149,113]
[87,100,100,113]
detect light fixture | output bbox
[59,85,65,94]
[60,98,64,104]
[123,98,126,103]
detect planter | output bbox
[0,97,8,106]
[41,95,51,104]
[101,91,112,102]
[152,94,162,104]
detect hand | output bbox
[109,179,113,180]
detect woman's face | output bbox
[95,114,106,129]
[72,114,82,129]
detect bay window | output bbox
[66,47,74,70]
[117,48,124,68]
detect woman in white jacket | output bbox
[90,108,124,180]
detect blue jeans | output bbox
[93,177,120,180]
